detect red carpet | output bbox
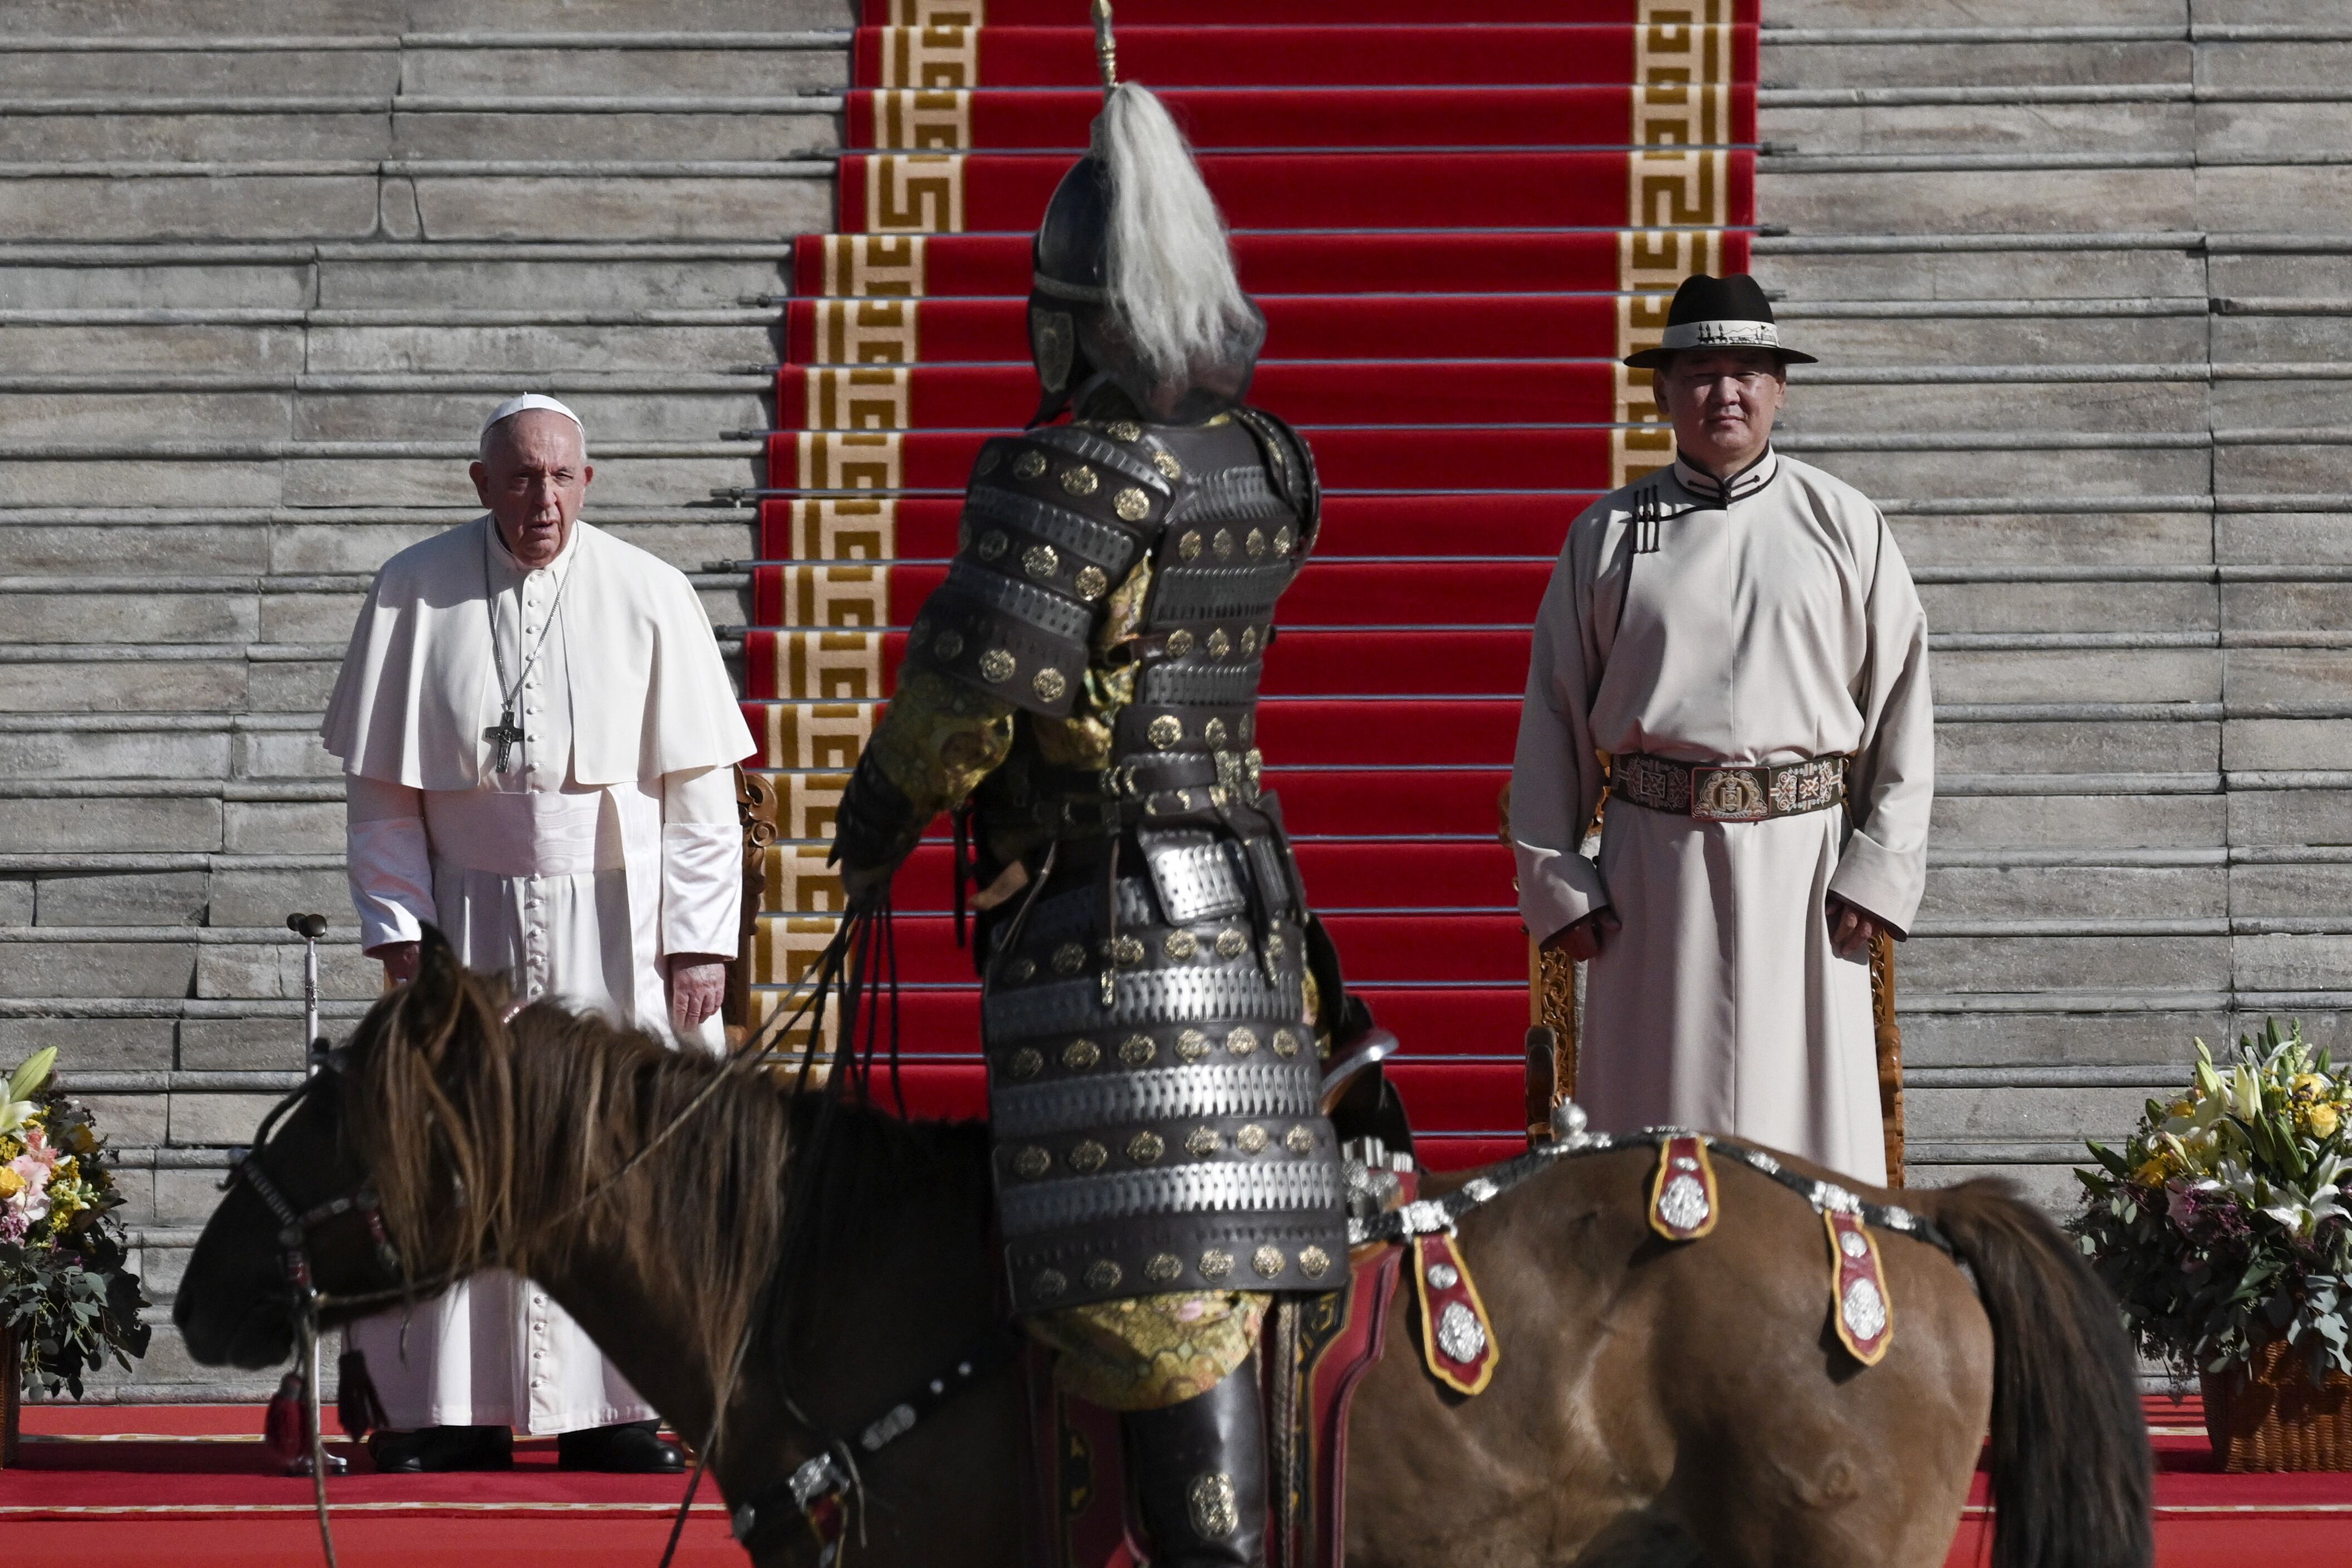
[10,1400,2350,1565]
[748,0,1755,1164]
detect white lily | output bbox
[0,1046,55,1136]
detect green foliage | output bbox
[0,1048,151,1398]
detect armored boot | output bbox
[1121,1355,1267,1568]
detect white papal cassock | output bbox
[322,515,755,1434]
[1510,450,1933,1184]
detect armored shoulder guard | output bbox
[903,424,1178,718]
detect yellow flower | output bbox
[0,1165,20,1198]
[2134,1157,2171,1187]
[2294,1072,2332,1104]
[2311,1104,2341,1139]
[2166,1097,2198,1121]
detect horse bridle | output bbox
[224,1057,406,1312]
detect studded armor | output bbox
[832,390,1347,1316]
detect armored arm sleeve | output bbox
[829,425,1171,880]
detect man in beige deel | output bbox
[1510,273,1933,1183]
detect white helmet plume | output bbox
[1094,83,1260,381]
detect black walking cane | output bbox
[269,913,349,1481]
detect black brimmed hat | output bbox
[1623,272,1815,370]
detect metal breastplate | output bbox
[934,409,1344,1315]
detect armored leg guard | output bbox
[1121,1354,1267,1568]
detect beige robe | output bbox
[323,516,756,1433]
[1510,450,1933,1184]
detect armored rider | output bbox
[827,81,1350,1568]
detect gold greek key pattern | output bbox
[769,628,886,695]
[770,771,851,842]
[806,366,913,430]
[795,432,905,493]
[863,153,966,233]
[810,299,920,365]
[874,23,979,91]
[759,856,852,919]
[787,497,898,562]
[872,89,973,151]
[819,236,928,299]
[884,0,982,22]
[1613,0,1740,489]
[761,701,876,772]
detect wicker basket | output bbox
[2202,1336,2352,1472]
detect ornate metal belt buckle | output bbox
[1690,767,1770,822]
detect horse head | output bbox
[175,927,513,1369]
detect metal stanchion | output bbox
[281,913,347,1478]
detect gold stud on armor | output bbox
[1246,528,1266,558]
[1061,464,1099,497]
[1023,543,1059,580]
[1189,1473,1239,1539]
[1206,629,1231,659]
[1240,626,1259,655]
[1069,1140,1108,1173]
[1272,1029,1300,1058]
[1033,1267,1067,1298]
[1146,1252,1182,1283]
[1106,420,1143,442]
[1120,1033,1157,1065]
[1199,1249,1234,1281]
[1203,717,1228,749]
[1010,1046,1045,1078]
[1148,714,1182,749]
[1187,1125,1222,1155]
[1177,1031,1212,1064]
[1062,1038,1101,1070]
[1085,1259,1122,1291]
[979,648,1016,683]
[977,530,1008,561]
[1212,528,1236,560]
[1286,1125,1316,1154]
[1115,487,1150,522]
[1164,930,1198,961]
[1053,943,1087,975]
[1113,935,1145,966]
[1237,1124,1269,1154]
[1013,450,1048,479]
[1165,628,1195,656]
[1275,525,1295,553]
[1033,667,1067,701]
[1216,930,1247,961]
[1008,957,1036,983]
[1075,565,1108,600]
[1127,1130,1164,1163]
[1225,1025,1257,1054]
[1013,1146,1051,1178]
[1252,1245,1286,1278]
[1297,1244,1331,1280]
[1153,450,1183,480]
[934,629,964,660]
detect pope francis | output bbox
[321,394,755,1472]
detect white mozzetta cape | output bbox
[322,516,752,791]
[1510,452,1933,1183]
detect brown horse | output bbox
[177,937,2150,1568]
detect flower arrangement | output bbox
[0,1047,151,1398]
[2075,1020,2352,1385]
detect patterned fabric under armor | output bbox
[830,389,1350,1317]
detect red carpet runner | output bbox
[8,1400,2345,1566]
[741,0,1757,1168]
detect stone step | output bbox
[0,161,832,243]
[0,99,841,163]
[0,442,760,508]
[0,242,799,311]
[0,383,771,444]
[1757,232,2352,302]
[0,312,778,373]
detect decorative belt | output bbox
[1610,752,1848,824]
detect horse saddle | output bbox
[1017,1040,1503,1568]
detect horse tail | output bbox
[1920,1179,2153,1568]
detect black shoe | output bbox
[366,1425,513,1473]
[1121,1354,1267,1568]
[556,1419,685,1473]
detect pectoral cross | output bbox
[484,708,525,773]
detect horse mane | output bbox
[338,952,988,1393]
